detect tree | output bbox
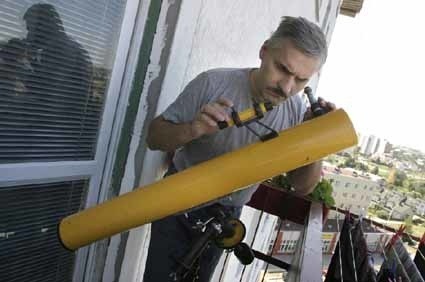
[344,157,356,168]
[394,170,407,186]
[372,166,379,175]
[271,175,336,208]
[310,179,335,207]
[376,210,389,219]
[356,162,369,172]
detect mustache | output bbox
[267,87,287,98]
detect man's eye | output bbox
[276,63,290,74]
[296,77,308,84]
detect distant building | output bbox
[358,134,389,156]
[270,219,391,255]
[361,135,378,155]
[391,205,413,220]
[374,138,388,156]
[406,198,425,216]
[322,163,382,216]
[384,142,393,153]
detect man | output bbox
[144,16,334,281]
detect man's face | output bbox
[254,39,321,105]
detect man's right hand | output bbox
[147,98,234,152]
[190,98,234,139]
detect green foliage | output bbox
[344,157,356,168]
[270,174,292,190]
[270,175,336,207]
[376,210,389,219]
[309,179,336,208]
[404,215,413,234]
[416,186,425,197]
[356,162,369,172]
[371,166,379,175]
[394,170,407,186]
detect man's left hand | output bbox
[304,97,336,121]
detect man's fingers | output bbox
[217,97,234,108]
[212,103,232,121]
[303,107,314,121]
[201,102,231,122]
[318,97,336,111]
[199,112,219,127]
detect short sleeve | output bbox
[162,71,211,124]
[297,95,308,125]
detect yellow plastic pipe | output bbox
[59,109,357,250]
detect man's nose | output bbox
[279,75,296,97]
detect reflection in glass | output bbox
[0,1,126,163]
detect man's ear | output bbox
[259,40,269,60]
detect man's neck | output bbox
[249,68,265,103]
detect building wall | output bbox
[365,135,378,155]
[417,201,425,216]
[116,0,343,281]
[323,167,380,216]
[272,228,391,256]
[375,139,388,156]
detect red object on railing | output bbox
[247,182,327,225]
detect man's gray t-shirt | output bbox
[162,68,307,207]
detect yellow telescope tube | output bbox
[59,109,357,250]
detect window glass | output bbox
[0,0,126,163]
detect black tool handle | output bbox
[304,86,326,117]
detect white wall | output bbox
[118,0,343,281]
[173,0,340,93]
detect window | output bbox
[342,192,348,197]
[345,182,351,188]
[279,240,287,252]
[0,1,131,281]
[0,181,88,281]
[0,1,127,163]
[351,194,356,198]
[322,240,331,252]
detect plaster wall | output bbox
[119,1,343,281]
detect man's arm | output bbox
[147,98,233,152]
[287,162,322,195]
[287,96,335,195]
[146,116,197,152]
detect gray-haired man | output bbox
[144,16,334,281]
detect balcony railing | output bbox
[210,181,424,282]
[210,182,325,282]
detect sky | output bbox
[316,0,425,153]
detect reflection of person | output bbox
[23,3,92,100]
[144,17,334,281]
[0,38,33,96]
